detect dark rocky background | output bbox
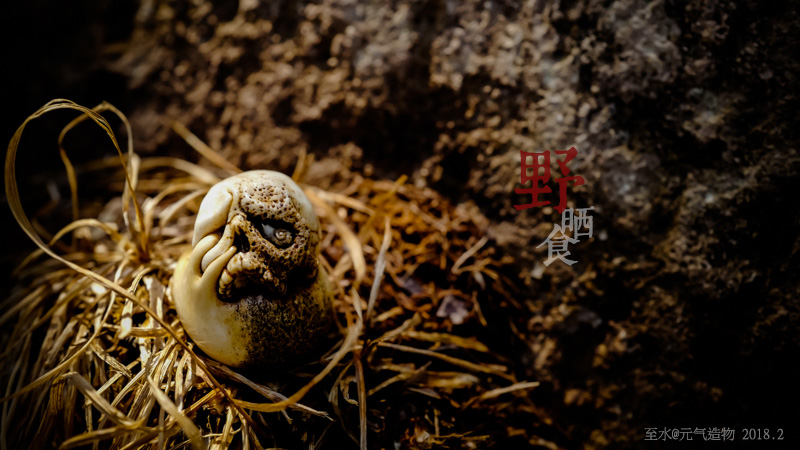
[2,0,798,448]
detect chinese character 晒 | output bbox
[562,206,595,240]
[514,147,585,213]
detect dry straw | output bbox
[1,100,544,449]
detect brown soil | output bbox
[2,1,798,449]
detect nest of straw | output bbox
[1,100,551,449]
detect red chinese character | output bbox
[553,147,584,214]
[514,150,551,210]
[554,147,578,174]
[514,147,585,214]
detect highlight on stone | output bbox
[172,170,332,367]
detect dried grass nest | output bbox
[1,100,552,450]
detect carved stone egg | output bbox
[171,170,332,367]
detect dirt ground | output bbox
[2,0,799,449]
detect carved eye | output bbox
[259,219,294,248]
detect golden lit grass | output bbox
[1,100,545,449]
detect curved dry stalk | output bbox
[305,188,367,285]
[235,314,362,413]
[3,98,532,449]
[171,121,242,176]
[2,99,256,433]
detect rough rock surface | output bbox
[5,0,799,448]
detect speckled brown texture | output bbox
[234,269,332,366]
[186,170,331,366]
[218,174,319,300]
